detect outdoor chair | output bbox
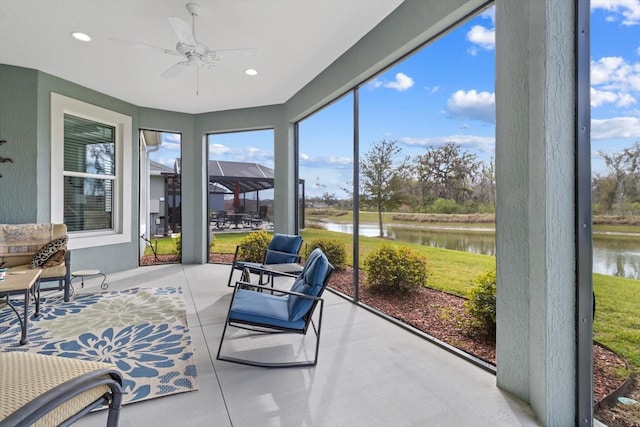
[0,352,123,426]
[213,211,230,229]
[258,205,269,223]
[226,233,303,287]
[217,248,333,368]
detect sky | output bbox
[151,2,640,200]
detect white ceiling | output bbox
[0,0,404,114]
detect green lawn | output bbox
[150,227,639,371]
[594,274,640,368]
[143,235,180,255]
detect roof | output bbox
[150,160,175,175]
[208,160,275,193]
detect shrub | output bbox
[464,269,497,336]
[363,244,428,293]
[304,238,346,270]
[175,235,181,254]
[237,230,272,262]
[429,198,461,214]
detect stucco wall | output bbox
[0,65,140,273]
[0,65,39,222]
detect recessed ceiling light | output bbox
[244,68,258,76]
[71,32,91,42]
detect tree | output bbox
[415,142,481,205]
[599,149,627,212]
[360,139,410,236]
[321,191,337,206]
[472,158,496,208]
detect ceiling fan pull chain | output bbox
[196,65,200,96]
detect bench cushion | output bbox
[0,352,114,427]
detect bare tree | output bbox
[472,158,496,207]
[360,139,410,236]
[599,149,628,212]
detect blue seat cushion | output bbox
[287,249,329,321]
[229,288,306,330]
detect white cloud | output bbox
[446,90,495,123]
[326,156,353,167]
[384,73,414,91]
[368,79,383,89]
[591,0,640,25]
[400,134,495,154]
[591,87,619,107]
[301,155,352,169]
[591,116,640,139]
[466,7,495,52]
[590,87,637,107]
[591,56,630,86]
[162,133,181,144]
[208,143,232,154]
[424,85,440,94]
[617,93,638,107]
[243,146,272,160]
[367,73,414,92]
[480,6,495,25]
[466,25,495,50]
[590,55,640,110]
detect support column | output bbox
[273,116,297,235]
[495,1,579,425]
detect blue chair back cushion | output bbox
[287,249,329,321]
[264,234,302,264]
[264,249,298,264]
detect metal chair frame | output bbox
[217,263,333,368]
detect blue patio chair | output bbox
[216,248,333,368]
[226,233,303,287]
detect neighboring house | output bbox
[149,160,176,236]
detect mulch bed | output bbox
[143,254,630,410]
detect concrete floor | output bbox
[67,262,542,427]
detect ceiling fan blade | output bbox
[210,48,257,59]
[161,61,192,79]
[108,37,181,56]
[168,17,196,46]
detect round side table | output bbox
[71,270,108,291]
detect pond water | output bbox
[321,222,640,280]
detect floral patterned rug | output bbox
[0,287,198,405]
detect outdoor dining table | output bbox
[227,213,247,229]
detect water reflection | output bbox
[322,222,640,280]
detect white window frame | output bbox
[51,93,132,249]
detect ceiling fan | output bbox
[111,3,254,89]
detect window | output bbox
[63,115,115,232]
[51,93,132,249]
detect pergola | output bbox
[208,160,275,195]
